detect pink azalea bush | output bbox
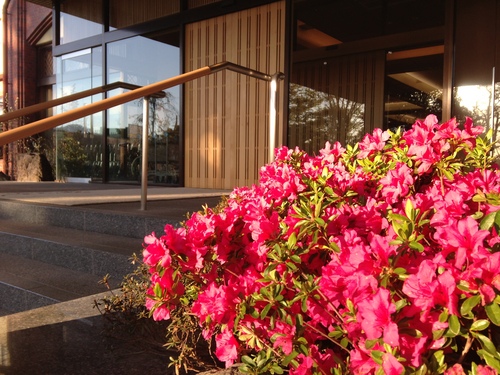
[143,115,500,374]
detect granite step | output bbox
[0,252,109,315]
[0,219,139,280]
[0,200,173,239]
[0,204,160,315]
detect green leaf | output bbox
[153,282,163,298]
[429,350,446,373]
[260,303,272,319]
[477,349,500,371]
[328,329,344,339]
[409,241,424,252]
[370,350,383,365]
[413,364,428,375]
[241,355,255,366]
[433,329,445,341]
[389,213,411,223]
[340,337,350,349]
[287,232,297,249]
[395,298,407,311]
[271,365,284,374]
[439,310,449,323]
[480,211,499,230]
[447,314,460,337]
[301,297,308,313]
[365,339,378,349]
[315,217,326,226]
[281,351,299,367]
[485,302,500,326]
[405,199,415,220]
[461,295,481,317]
[442,168,455,181]
[393,267,407,275]
[473,332,498,356]
[470,319,490,331]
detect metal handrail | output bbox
[0,61,284,209]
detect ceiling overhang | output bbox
[25,0,53,9]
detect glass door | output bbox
[54,47,103,181]
[106,31,180,184]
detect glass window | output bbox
[106,31,181,184]
[453,0,497,132]
[59,0,103,44]
[384,46,444,131]
[53,47,104,180]
[290,0,445,152]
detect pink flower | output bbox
[142,115,500,374]
[460,117,484,147]
[215,328,240,367]
[260,162,306,204]
[358,128,390,159]
[271,321,295,355]
[476,365,499,375]
[398,332,428,367]
[289,353,313,375]
[403,260,458,318]
[382,352,404,375]
[357,288,399,346]
[319,141,345,163]
[403,115,443,174]
[349,348,378,374]
[435,216,490,269]
[379,163,414,204]
[445,364,467,375]
[143,233,169,267]
[145,298,170,321]
[192,282,237,330]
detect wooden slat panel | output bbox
[184,1,286,189]
[109,0,180,29]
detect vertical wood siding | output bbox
[109,0,180,28]
[184,2,285,189]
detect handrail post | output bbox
[141,96,150,210]
[269,72,284,163]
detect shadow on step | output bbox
[0,291,172,375]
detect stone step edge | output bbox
[0,287,120,330]
[0,218,144,257]
[0,226,138,281]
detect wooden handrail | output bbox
[0,62,275,147]
[0,81,165,124]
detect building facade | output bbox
[2,0,499,188]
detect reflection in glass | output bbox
[384,75,443,131]
[289,52,382,153]
[53,47,103,181]
[453,84,500,159]
[59,0,103,44]
[106,34,180,184]
[454,85,493,128]
[289,83,365,154]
